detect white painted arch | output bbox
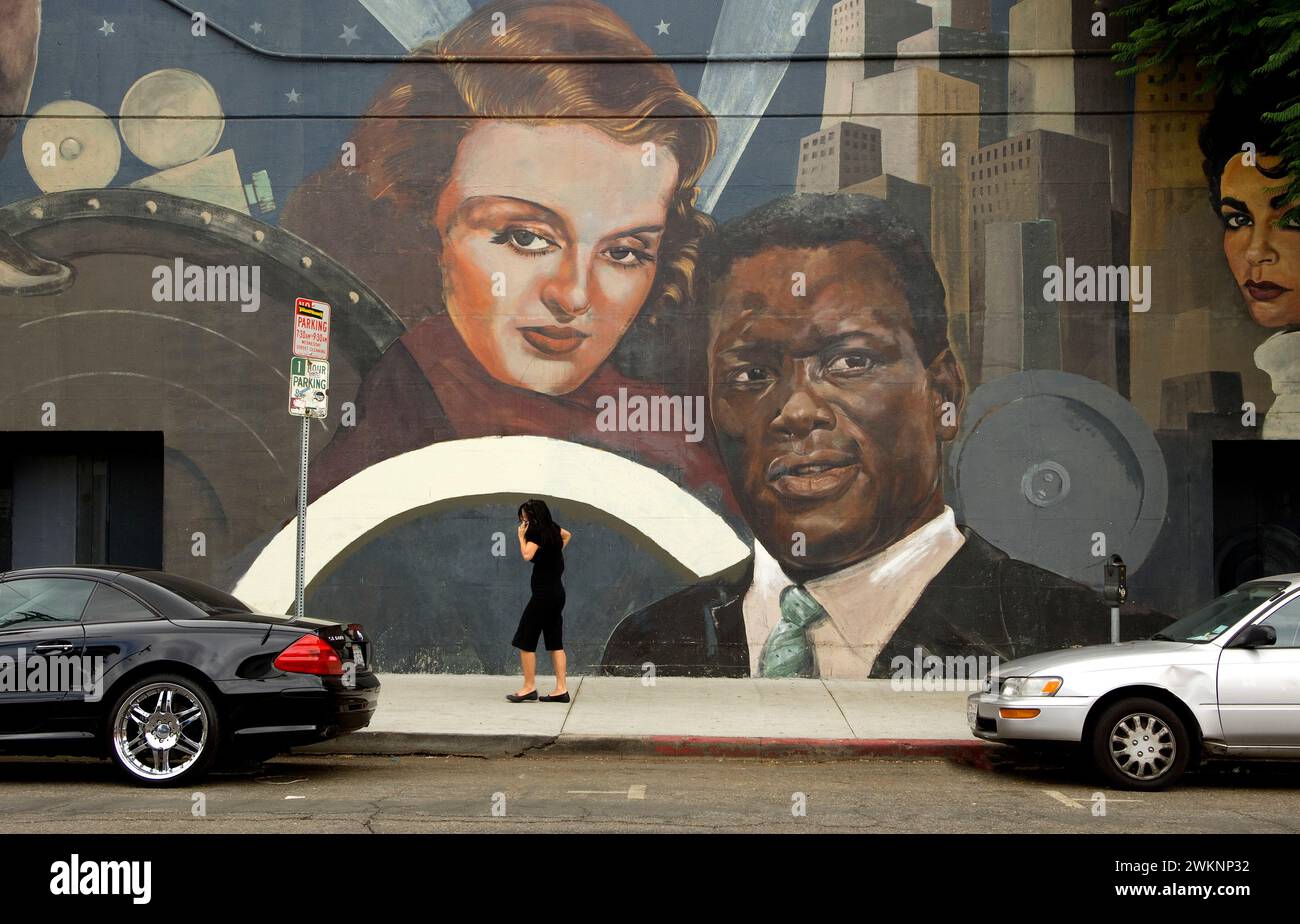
[231,435,749,613]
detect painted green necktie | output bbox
[759,585,829,678]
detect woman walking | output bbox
[508,500,572,703]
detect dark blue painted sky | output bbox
[3,1,836,222]
[0,1,1009,223]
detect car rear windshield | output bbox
[1153,581,1290,643]
[135,571,252,615]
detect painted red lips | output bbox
[1244,280,1291,302]
[519,325,591,355]
[765,449,861,500]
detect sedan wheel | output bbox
[1109,713,1176,781]
[1090,697,1191,791]
[108,675,219,786]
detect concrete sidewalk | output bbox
[299,674,995,762]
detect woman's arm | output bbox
[518,522,538,561]
[560,528,571,549]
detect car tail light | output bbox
[274,634,345,676]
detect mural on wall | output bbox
[1196,76,1300,441]
[1,0,1297,678]
[0,0,71,294]
[602,192,1169,678]
[278,0,731,500]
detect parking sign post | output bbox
[288,297,331,620]
[294,416,309,620]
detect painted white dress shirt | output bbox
[1256,329,1300,439]
[742,507,967,679]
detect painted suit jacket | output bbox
[599,527,1173,678]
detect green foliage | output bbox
[1113,0,1300,202]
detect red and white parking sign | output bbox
[291,297,330,360]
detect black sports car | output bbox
[0,566,379,785]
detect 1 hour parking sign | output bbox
[289,355,329,418]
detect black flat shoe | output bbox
[506,690,538,703]
[539,692,570,703]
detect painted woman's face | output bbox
[434,121,680,395]
[1219,153,1300,328]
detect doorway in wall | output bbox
[0,432,163,572]
[1213,440,1300,593]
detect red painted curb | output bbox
[642,735,996,764]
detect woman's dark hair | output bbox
[1199,77,1294,211]
[518,499,562,547]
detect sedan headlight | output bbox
[1000,676,1063,697]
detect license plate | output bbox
[967,700,979,728]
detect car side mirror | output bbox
[1230,624,1277,649]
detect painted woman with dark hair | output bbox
[1199,77,1300,436]
[282,0,731,500]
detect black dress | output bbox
[511,524,565,652]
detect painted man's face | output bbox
[434,121,679,395]
[1219,153,1300,328]
[709,242,963,578]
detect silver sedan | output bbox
[968,575,1300,789]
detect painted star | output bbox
[340,25,359,45]
[98,20,115,37]
[655,20,670,36]
[285,88,301,103]
[250,22,263,34]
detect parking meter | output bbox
[1103,554,1127,606]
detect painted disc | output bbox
[119,69,224,169]
[949,370,1169,582]
[22,101,122,192]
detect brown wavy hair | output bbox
[283,0,717,380]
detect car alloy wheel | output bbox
[1108,712,1176,782]
[111,678,213,784]
[1090,696,1192,791]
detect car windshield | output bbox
[135,571,251,615]
[1151,581,1290,643]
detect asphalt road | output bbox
[0,753,1297,834]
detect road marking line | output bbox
[567,786,648,800]
[1042,789,1144,809]
[284,795,306,800]
[1042,789,1085,809]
